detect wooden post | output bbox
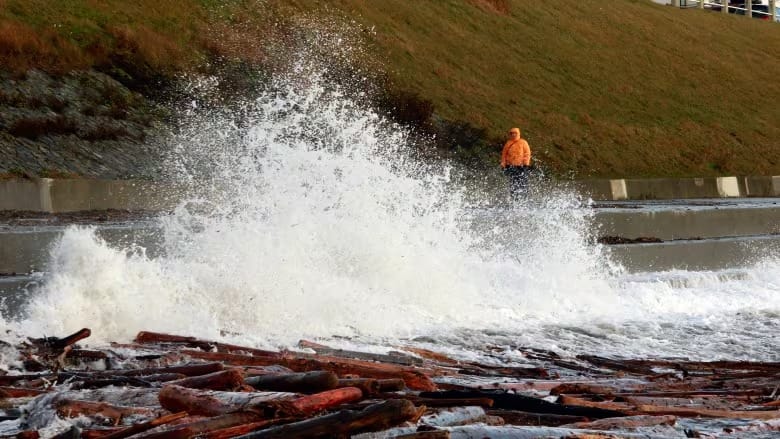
[723,0,729,14]
[771,0,777,21]
[746,0,752,16]
[699,0,705,10]
[671,0,680,7]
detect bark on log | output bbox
[377,379,406,392]
[199,420,284,439]
[635,404,780,420]
[460,364,549,379]
[69,376,154,389]
[158,385,296,417]
[398,346,458,365]
[486,409,588,427]
[0,374,52,386]
[561,414,677,430]
[420,390,627,419]
[410,398,494,408]
[576,355,657,375]
[337,378,380,396]
[557,395,635,413]
[132,412,276,439]
[234,399,419,438]
[98,412,188,439]
[0,387,47,397]
[246,371,338,393]
[280,387,363,416]
[395,432,451,439]
[550,383,643,396]
[296,340,423,366]
[135,331,281,358]
[30,328,91,351]
[60,362,224,379]
[55,399,158,422]
[182,350,437,391]
[167,369,245,390]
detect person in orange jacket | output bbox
[500,127,532,198]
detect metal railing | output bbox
[674,1,778,22]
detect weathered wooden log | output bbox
[398,347,458,365]
[30,328,91,352]
[132,412,277,439]
[419,406,487,427]
[612,389,766,398]
[49,426,80,439]
[158,385,296,417]
[337,378,380,396]
[234,399,419,438]
[557,395,635,413]
[55,399,158,423]
[395,431,451,439]
[619,395,745,410]
[622,358,780,372]
[97,412,187,439]
[246,371,338,393]
[550,382,643,396]
[199,420,285,439]
[70,376,153,389]
[0,387,47,398]
[576,355,657,375]
[0,374,53,386]
[280,387,363,416]
[377,379,406,392]
[561,414,677,430]
[297,340,423,366]
[410,397,494,408]
[67,349,108,360]
[59,362,224,380]
[182,350,437,391]
[168,369,245,390]
[420,390,627,419]
[486,409,588,427]
[635,404,780,420]
[460,364,550,379]
[135,331,281,358]
[725,418,780,434]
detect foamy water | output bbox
[3,73,780,362]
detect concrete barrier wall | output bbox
[578,176,780,200]
[0,178,182,212]
[2,176,780,211]
[0,179,46,211]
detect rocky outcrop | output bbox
[0,70,166,178]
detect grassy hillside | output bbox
[1,0,779,178]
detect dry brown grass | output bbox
[108,25,189,73]
[468,0,510,15]
[0,21,87,72]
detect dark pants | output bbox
[504,165,530,199]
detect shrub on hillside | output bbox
[9,116,77,139]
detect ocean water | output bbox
[2,72,779,364]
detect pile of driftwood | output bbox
[1,328,780,438]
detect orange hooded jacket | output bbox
[501,138,531,168]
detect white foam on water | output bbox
[2,69,780,361]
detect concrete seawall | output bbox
[0,178,180,212]
[1,176,780,212]
[575,176,780,200]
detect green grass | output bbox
[1,0,779,177]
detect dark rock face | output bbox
[0,70,166,179]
